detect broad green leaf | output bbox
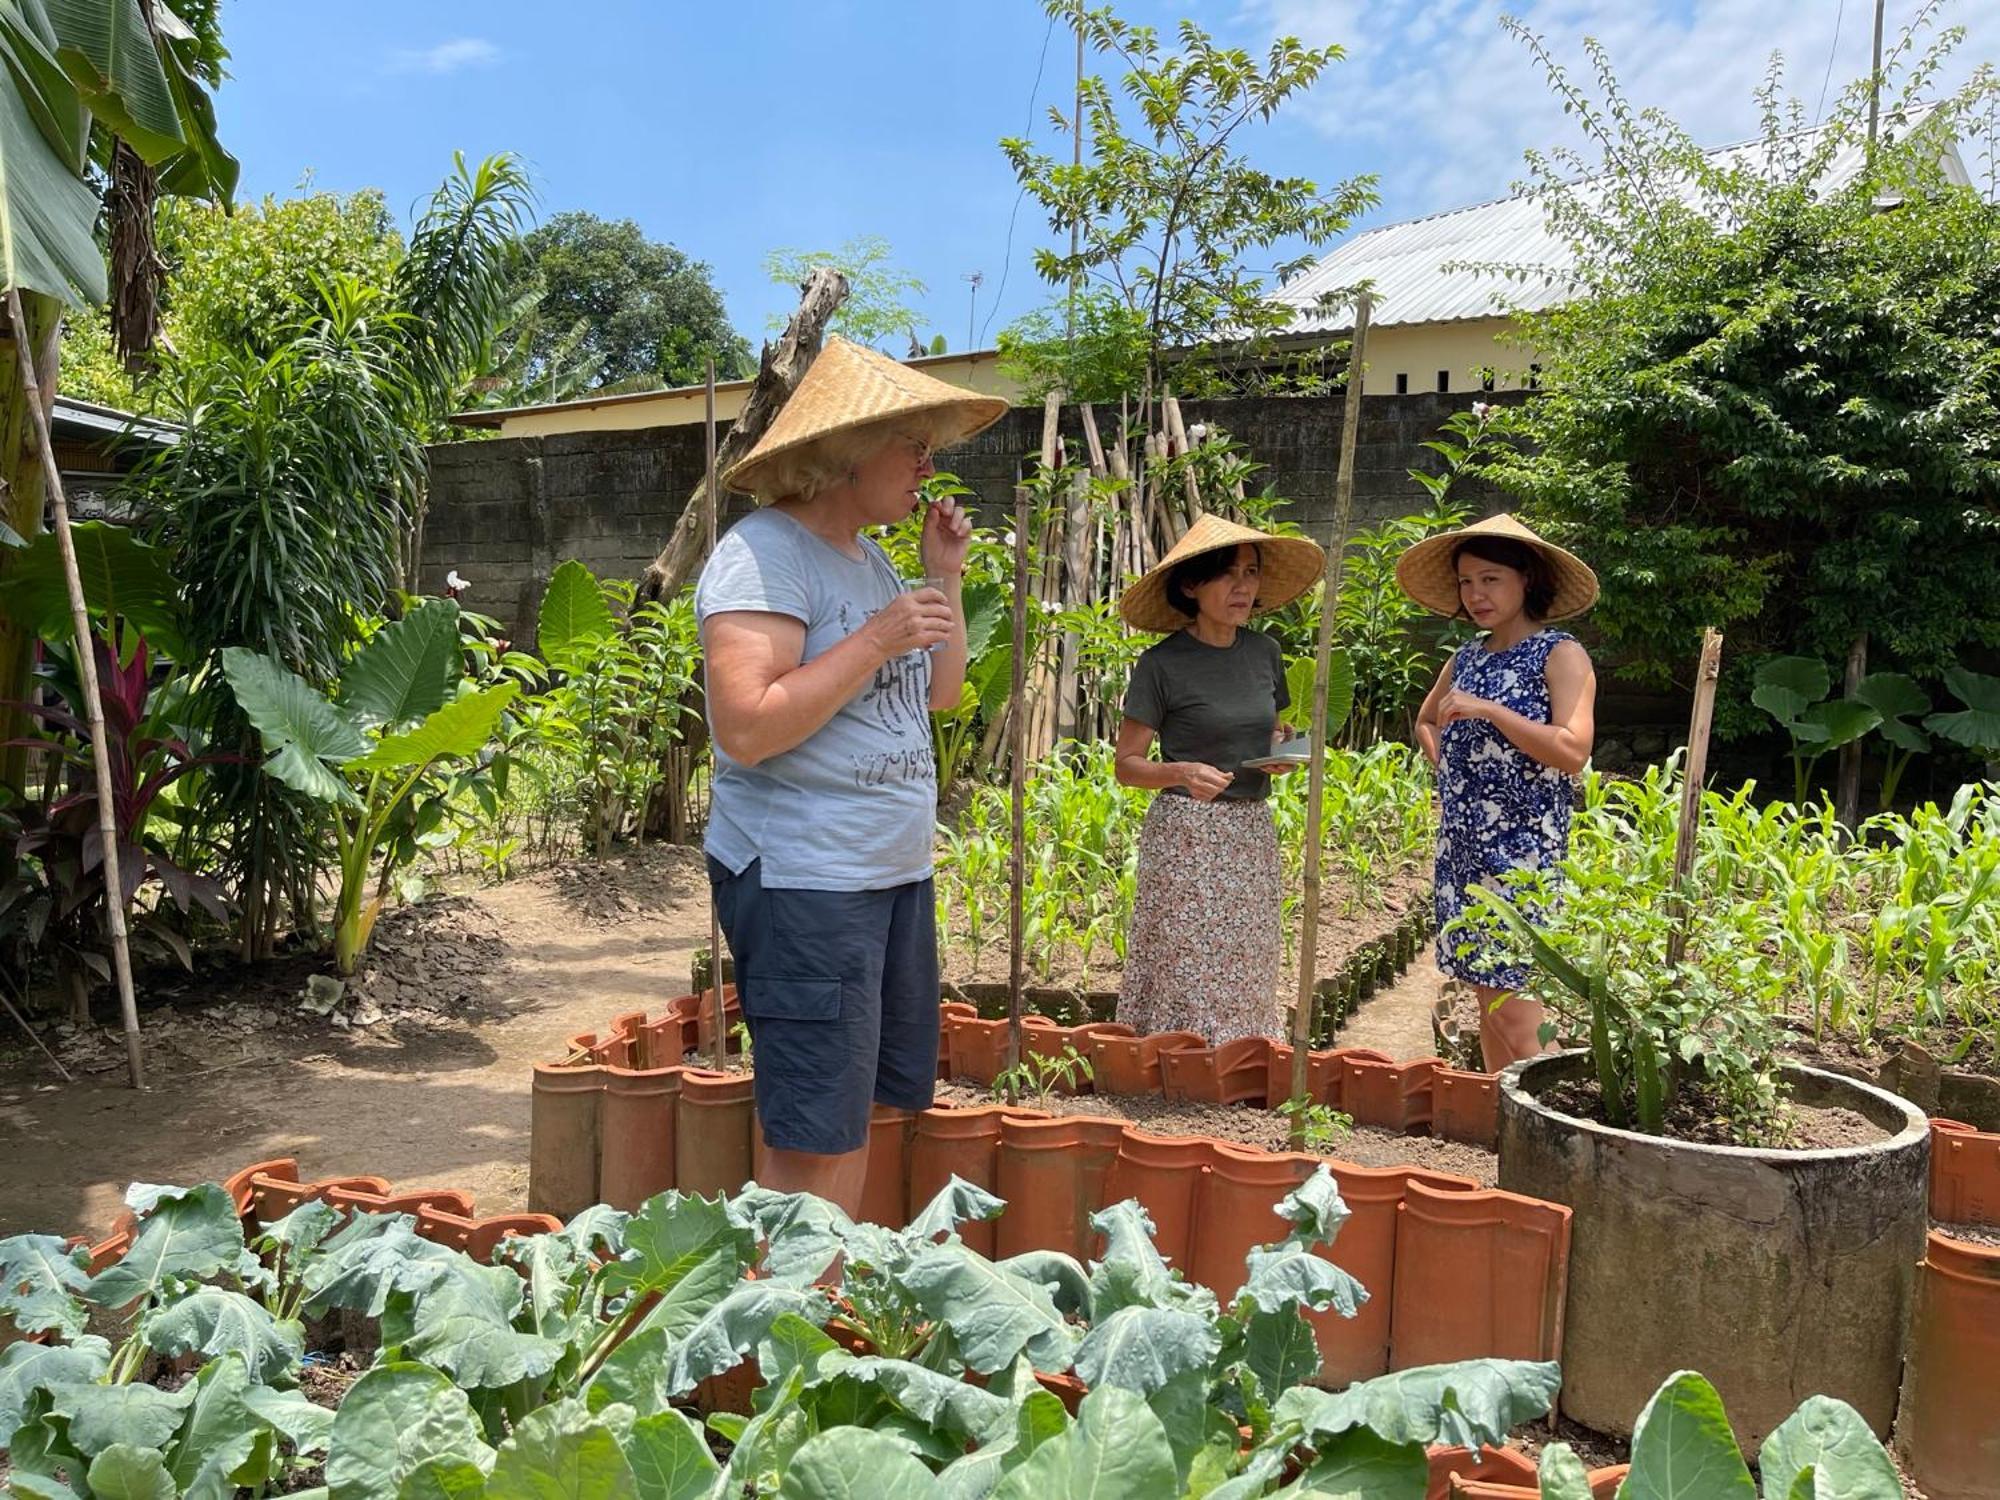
[352,681,519,773]
[44,1380,194,1457]
[145,1286,304,1383]
[1752,657,1829,727]
[1071,1306,1219,1398]
[383,1260,565,1391]
[1927,667,2000,755]
[537,560,618,667]
[83,1181,242,1309]
[962,580,1008,663]
[906,1175,1008,1243]
[830,1355,1013,1446]
[1240,1306,1323,1401]
[0,522,188,657]
[1274,1358,1562,1453]
[1854,672,1928,723]
[1620,1370,1754,1500]
[45,0,183,160]
[1288,1426,1429,1497]
[494,1231,587,1341]
[165,1352,259,1498]
[0,1334,110,1446]
[777,1427,941,1499]
[997,1250,1093,1319]
[326,1363,495,1500]
[84,1443,178,1500]
[1087,1200,1187,1317]
[599,1191,757,1302]
[253,1199,343,1261]
[148,4,237,200]
[5,1473,88,1500]
[221,648,369,804]
[303,1218,462,1318]
[0,1232,92,1338]
[0,60,106,303]
[624,1409,720,1500]
[1238,1237,1366,1321]
[397,1458,490,1499]
[243,1383,335,1455]
[1287,648,1356,739]
[1537,1442,1595,1500]
[1798,700,1880,754]
[586,1251,744,1413]
[341,598,463,729]
[1757,1395,1900,1500]
[662,1281,825,1396]
[900,1242,1080,1375]
[484,1398,639,1500]
[991,1384,1177,1500]
[735,1189,854,1289]
[557,1204,630,1260]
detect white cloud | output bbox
[1241,0,1995,220]
[388,37,502,75]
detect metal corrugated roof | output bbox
[1279,111,1967,333]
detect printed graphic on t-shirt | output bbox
[838,598,937,789]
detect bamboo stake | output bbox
[703,358,728,1072]
[0,980,73,1083]
[1666,629,1725,969]
[1008,482,1031,1071]
[1289,294,1373,1134]
[7,289,144,1089]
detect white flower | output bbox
[1472,401,1492,420]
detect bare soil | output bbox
[0,845,716,1241]
[1538,1077,1889,1151]
[932,1080,1498,1187]
[1935,1219,2000,1248]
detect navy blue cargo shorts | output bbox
[707,855,939,1155]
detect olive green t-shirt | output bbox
[1122,628,1290,801]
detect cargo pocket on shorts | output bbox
[743,977,841,1023]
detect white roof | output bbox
[1279,112,1969,333]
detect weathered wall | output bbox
[422,390,1522,641]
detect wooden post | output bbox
[1008,482,1031,1071]
[703,358,729,1072]
[7,289,144,1089]
[1289,294,1372,1134]
[1667,629,1725,969]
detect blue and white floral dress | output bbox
[1434,629,1577,988]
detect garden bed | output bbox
[930,1079,1497,1185]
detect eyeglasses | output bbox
[900,436,934,467]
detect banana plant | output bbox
[222,599,518,974]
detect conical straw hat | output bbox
[722,337,1009,499]
[1394,512,1598,621]
[1119,513,1326,633]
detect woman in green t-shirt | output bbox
[1113,515,1325,1042]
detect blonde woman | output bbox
[1114,514,1325,1043]
[697,339,1005,1215]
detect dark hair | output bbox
[1165,543,1261,618]
[1451,538,1556,620]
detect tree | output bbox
[1000,1,1377,396]
[501,211,751,395]
[60,185,404,409]
[763,235,931,353]
[1484,11,2000,738]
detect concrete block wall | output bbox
[422,392,1519,644]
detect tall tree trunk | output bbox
[635,268,849,603]
[0,293,58,802]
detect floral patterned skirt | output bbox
[1118,793,1283,1044]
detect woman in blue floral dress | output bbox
[1398,515,1599,1071]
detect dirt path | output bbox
[1337,953,1449,1063]
[0,848,715,1241]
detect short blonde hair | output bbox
[747,413,966,504]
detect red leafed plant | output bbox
[0,631,230,1022]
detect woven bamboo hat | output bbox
[721,337,1009,499]
[1394,512,1598,621]
[1119,513,1326,633]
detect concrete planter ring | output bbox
[1496,1051,1930,1454]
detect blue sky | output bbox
[214,0,1994,361]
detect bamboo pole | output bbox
[1667,629,1725,969]
[1289,294,1372,1133]
[703,358,728,1071]
[7,289,144,1089]
[1008,482,1031,1071]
